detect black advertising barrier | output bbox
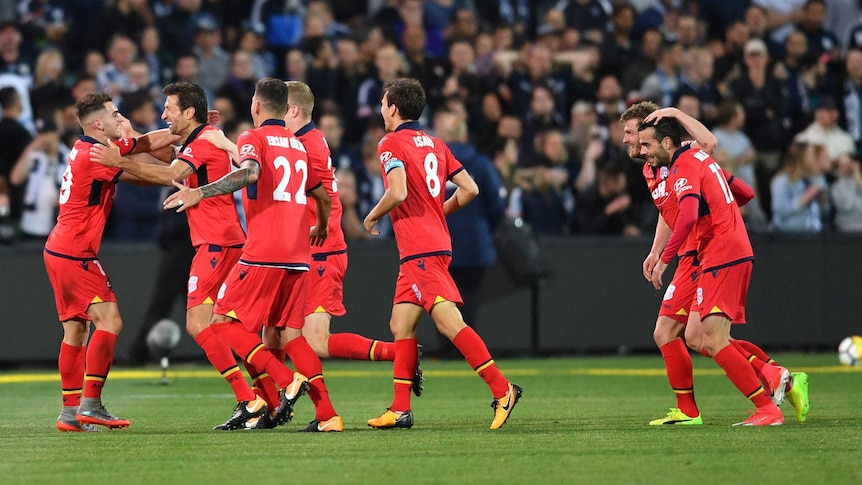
[1,233,859,365]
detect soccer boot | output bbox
[367,409,414,429]
[273,373,309,426]
[76,403,130,429]
[245,411,283,430]
[298,415,344,433]
[56,407,100,432]
[213,396,267,431]
[648,408,703,426]
[760,364,791,406]
[413,344,425,397]
[490,383,523,430]
[732,405,784,426]
[785,372,810,423]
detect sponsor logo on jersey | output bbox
[240,144,258,159]
[379,151,392,163]
[674,177,692,195]
[188,276,198,293]
[183,146,193,158]
[651,180,668,200]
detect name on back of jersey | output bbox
[413,135,434,148]
[266,135,306,152]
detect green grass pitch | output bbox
[1,353,861,484]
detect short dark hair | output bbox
[122,89,154,115]
[0,87,19,109]
[639,118,683,147]
[382,78,425,121]
[254,77,288,116]
[75,93,113,123]
[163,82,208,124]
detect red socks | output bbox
[195,327,255,402]
[210,322,294,388]
[83,330,117,399]
[714,345,772,408]
[391,338,418,412]
[452,327,509,399]
[59,342,86,407]
[659,339,699,417]
[328,333,395,361]
[285,336,337,420]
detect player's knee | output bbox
[304,333,328,357]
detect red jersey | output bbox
[667,146,753,271]
[377,121,464,262]
[237,119,323,269]
[176,124,246,248]
[642,162,698,256]
[45,136,135,259]
[294,122,346,254]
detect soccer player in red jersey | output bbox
[164,78,338,431]
[363,78,521,430]
[90,82,267,430]
[45,93,179,431]
[638,118,784,426]
[622,103,809,424]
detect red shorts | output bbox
[187,245,242,309]
[44,251,117,322]
[393,255,463,313]
[215,264,307,332]
[696,261,752,324]
[659,254,699,324]
[305,251,347,317]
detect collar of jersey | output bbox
[395,121,421,132]
[669,144,693,169]
[80,135,102,145]
[294,121,315,137]
[181,123,207,150]
[261,119,286,127]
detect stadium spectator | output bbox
[0,87,33,233]
[640,39,684,108]
[192,15,230,98]
[9,112,66,240]
[770,137,831,232]
[797,95,857,162]
[29,47,70,118]
[830,154,862,231]
[216,50,256,124]
[96,34,137,104]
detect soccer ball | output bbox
[146,319,182,358]
[837,335,862,366]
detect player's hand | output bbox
[642,252,659,281]
[90,139,123,167]
[163,180,202,213]
[200,129,231,151]
[207,109,220,125]
[650,260,668,290]
[363,215,380,236]
[644,107,677,124]
[309,225,328,246]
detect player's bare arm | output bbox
[164,160,259,212]
[644,214,671,281]
[91,139,194,186]
[443,169,479,215]
[131,128,182,155]
[364,165,407,236]
[308,184,331,247]
[644,107,717,155]
[200,130,241,167]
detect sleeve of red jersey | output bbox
[660,196,698,263]
[445,145,464,179]
[175,141,207,173]
[91,142,127,183]
[378,136,405,174]
[115,137,138,156]
[237,130,262,165]
[723,168,755,207]
[305,150,323,192]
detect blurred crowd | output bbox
[2,0,862,246]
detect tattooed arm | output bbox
[163,160,259,212]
